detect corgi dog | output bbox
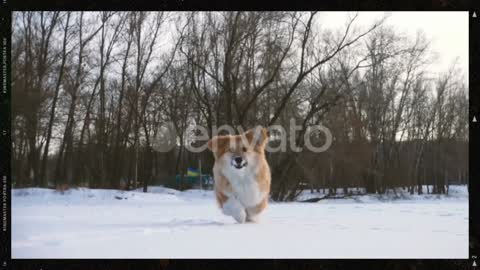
[207,127,271,223]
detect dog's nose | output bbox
[234,157,243,164]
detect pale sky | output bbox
[317,12,468,80]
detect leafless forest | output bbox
[11,12,468,201]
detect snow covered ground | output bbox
[12,185,468,258]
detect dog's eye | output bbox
[242,147,247,152]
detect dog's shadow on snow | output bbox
[99,219,226,229]
[148,219,256,228]
[163,219,226,227]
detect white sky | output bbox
[317,12,468,80]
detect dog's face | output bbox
[207,127,268,171]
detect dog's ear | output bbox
[207,137,216,151]
[245,126,269,147]
[207,135,230,152]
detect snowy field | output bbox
[12,185,468,258]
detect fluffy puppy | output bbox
[207,127,271,223]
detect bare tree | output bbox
[11,12,468,199]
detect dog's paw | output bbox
[233,208,247,223]
[246,208,261,223]
[222,197,247,223]
[246,214,259,223]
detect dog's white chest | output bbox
[222,168,264,207]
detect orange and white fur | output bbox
[207,127,271,223]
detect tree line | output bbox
[11,12,468,200]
